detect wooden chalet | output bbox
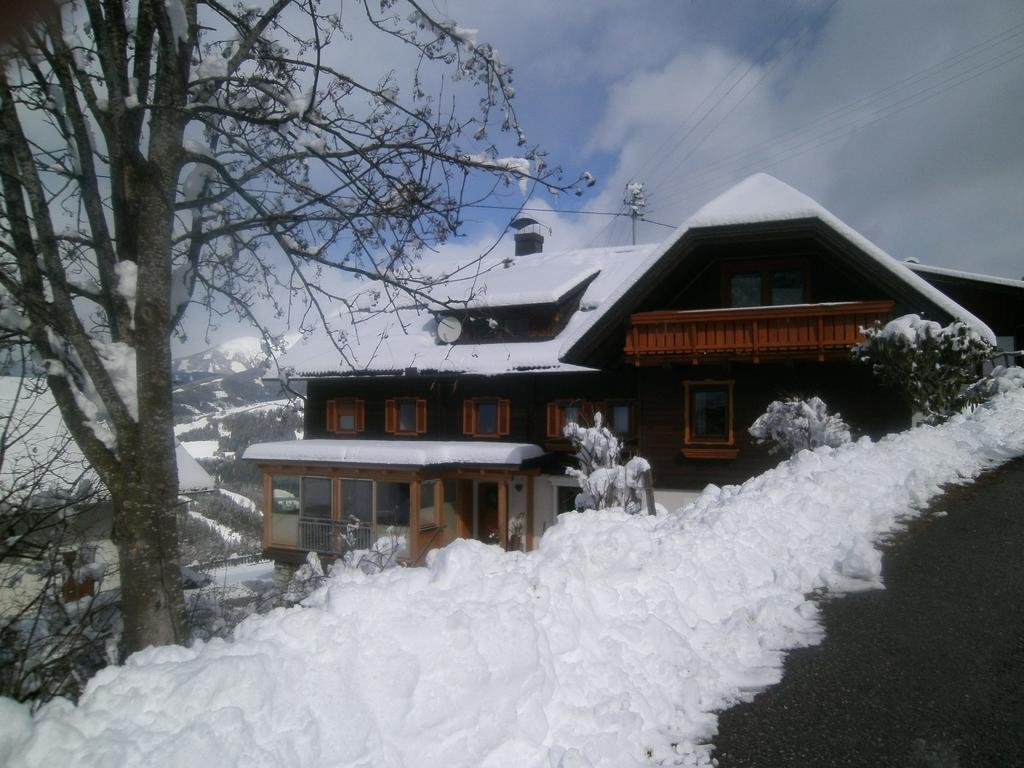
[244,174,1021,567]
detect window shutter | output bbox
[498,398,510,436]
[546,402,559,438]
[355,399,365,432]
[326,399,337,434]
[384,399,396,433]
[416,399,428,434]
[462,400,475,435]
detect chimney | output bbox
[510,216,546,256]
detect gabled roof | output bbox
[559,174,996,363]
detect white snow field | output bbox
[3,389,1024,768]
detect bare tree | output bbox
[0,354,115,703]
[0,0,587,653]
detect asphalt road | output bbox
[712,456,1024,768]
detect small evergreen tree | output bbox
[749,397,852,456]
[852,315,992,423]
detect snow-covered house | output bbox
[244,174,1024,566]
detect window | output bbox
[723,261,809,307]
[420,480,438,529]
[300,476,332,519]
[270,475,300,546]
[463,398,511,437]
[376,481,410,528]
[326,398,364,434]
[385,398,427,435]
[545,399,593,438]
[340,478,373,524]
[596,400,635,436]
[683,380,737,459]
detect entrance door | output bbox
[476,481,500,544]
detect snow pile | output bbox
[3,390,1024,767]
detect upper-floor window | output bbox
[724,260,809,307]
[463,397,511,437]
[546,399,593,438]
[683,380,738,459]
[602,400,635,437]
[385,398,427,436]
[326,398,365,435]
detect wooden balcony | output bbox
[624,300,894,364]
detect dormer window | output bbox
[724,260,809,307]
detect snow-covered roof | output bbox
[905,262,1024,290]
[560,173,997,358]
[276,243,655,378]
[280,174,997,379]
[243,439,544,467]
[175,443,216,493]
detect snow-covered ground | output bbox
[3,389,1023,768]
[218,488,260,516]
[187,510,242,545]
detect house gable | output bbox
[560,176,995,367]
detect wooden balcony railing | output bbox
[624,300,894,363]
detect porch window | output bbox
[270,475,300,546]
[545,399,593,438]
[385,398,427,436]
[683,380,737,459]
[376,481,410,528]
[420,479,438,529]
[341,478,373,524]
[326,398,365,434]
[463,398,511,437]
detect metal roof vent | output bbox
[511,216,548,256]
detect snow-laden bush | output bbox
[563,412,653,514]
[967,364,1024,399]
[852,314,992,423]
[749,397,852,456]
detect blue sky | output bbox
[177,0,1024,354]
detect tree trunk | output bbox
[114,455,187,652]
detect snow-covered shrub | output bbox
[852,314,992,423]
[967,365,1024,399]
[282,552,326,604]
[563,412,653,514]
[344,527,404,575]
[749,397,852,456]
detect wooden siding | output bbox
[624,301,894,363]
[637,362,909,490]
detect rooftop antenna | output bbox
[624,181,647,245]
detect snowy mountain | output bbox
[172,336,272,379]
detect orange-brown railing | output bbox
[624,300,894,363]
